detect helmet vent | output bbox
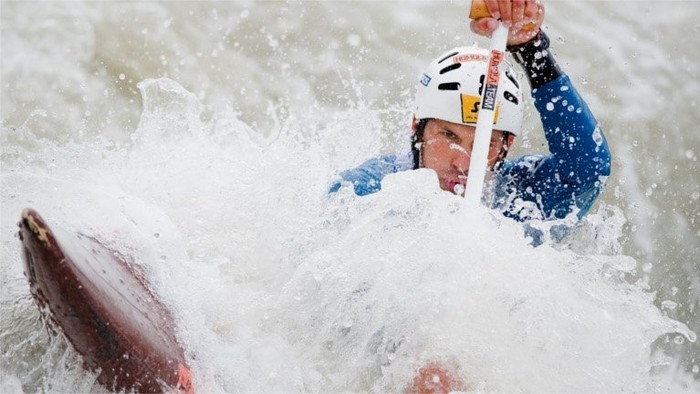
[504,91,519,105]
[505,70,519,89]
[438,51,459,64]
[438,82,461,91]
[439,63,461,74]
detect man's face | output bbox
[419,119,512,194]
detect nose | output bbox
[449,143,471,173]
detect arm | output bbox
[472,2,611,220]
[328,155,411,196]
[506,30,611,219]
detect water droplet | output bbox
[546,102,554,111]
[592,127,603,147]
[347,34,361,47]
[119,73,126,81]
[674,335,685,345]
[660,300,677,310]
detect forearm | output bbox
[508,30,611,186]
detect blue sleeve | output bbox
[503,75,611,220]
[329,155,407,196]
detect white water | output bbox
[1,1,699,392]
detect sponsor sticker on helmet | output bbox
[482,50,504,111]
[461,94,499,124]
[452,53,488,63]
[420,73,431,87]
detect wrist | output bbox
[507,24,540,47]
[506,28,549,52]
[507,30,563,90]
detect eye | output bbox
[440,129,458,140]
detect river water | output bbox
[1,1,698,392]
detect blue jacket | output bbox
[330,75,611,243]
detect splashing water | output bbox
[2,79,696,392]
[2,0,699,392]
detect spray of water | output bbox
[1,78,696,392]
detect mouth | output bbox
[441,177,467,195]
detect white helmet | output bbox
[414,46,523,136]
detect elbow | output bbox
[568,130,611,187]
[588,124,611,178]
[597,131,612,177]
[589,132,611,191]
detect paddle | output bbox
[463,0,509,205]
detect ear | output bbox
[497,133,517,161]
[505,134,516,150]
[411,115,418,134]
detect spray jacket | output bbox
[329,33,611,244]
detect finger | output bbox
[498,0,512,26]
[512,0,526,26]
[484,0,501,20]
[524,0,540,20]
[535,1,545,24]
[470,18,498,37]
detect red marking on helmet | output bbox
[486,51,504,85]
[452,53,488,64]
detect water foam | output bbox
[1,78,697,392]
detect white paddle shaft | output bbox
[464,22,508,205]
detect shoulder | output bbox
[329,154,412,196]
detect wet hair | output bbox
[411,118,430,169]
